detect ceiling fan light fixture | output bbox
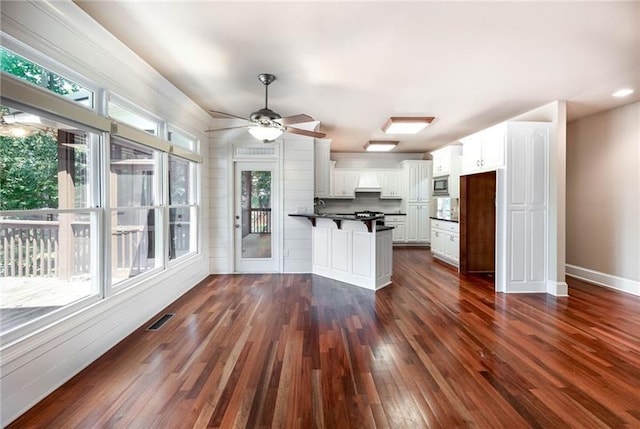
[382,117,434,134]
[248,124,284,141]
[364,140,399,152]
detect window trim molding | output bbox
[0,73,111,132]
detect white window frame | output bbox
[1,33,99,111]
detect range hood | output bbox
[355,172,382,192]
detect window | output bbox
[168,127,197,152]
[109,137,162,285]
[0,46,94,108]
[0,40,201,343]
[169,155,197,260]
[108,97,159,136]
[0,104,100,335]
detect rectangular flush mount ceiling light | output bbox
[382,117,434,134]
[364,140,399,152]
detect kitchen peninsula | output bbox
[289,213,393,290]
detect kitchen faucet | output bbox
[314,198,326,213]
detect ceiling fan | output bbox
[205,73,326,142]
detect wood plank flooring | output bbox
[9,248,640,428]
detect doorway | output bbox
[234,162,279,273]
[459,171,496,277]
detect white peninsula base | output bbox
[311,218,393,291]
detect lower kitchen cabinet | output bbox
[406,203,430,243]
[431,219,459,267]
[385,215,406,243]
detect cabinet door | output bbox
[417,165,431,202]
[431,228,443,255]
[406,204,419,241]
[418,204,430,242]
[450,233,459,262]
[462,136,482,174]
[314,141,331,197]
[332,170,359,197]
[344,171,359,197]
[389,170,403,198]
[391,222,405,242]
[433,154,449,177]
[332,170,347,196]
[480,135,505,170]
[377,170,402,198]
[405,164,419,202]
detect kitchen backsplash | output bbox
[321,193,403,214]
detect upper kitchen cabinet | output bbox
[430,145,462,177]
[377,170,404,199]
[314,139,332,198]
[402,160,432,202]
[332,168,360,198]
[461,124,506,174]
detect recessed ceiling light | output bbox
[612,88,634,97]
[364,140,399,152]
[382,117,434,134]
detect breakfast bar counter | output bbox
[289,213,393,290]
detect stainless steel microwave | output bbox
[432,176,449,196]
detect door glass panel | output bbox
[241,170,271,259]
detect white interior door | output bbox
[234,161,279,273]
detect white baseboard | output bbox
[565,264,640,297]
[547,281,569,297]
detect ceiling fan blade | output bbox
[207,110,249,121]
[285,126,326,138]
[279,114,313,125]
[204,126,247,133]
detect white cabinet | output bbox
[403,160,431,202]
[430,145,462,178]
[314,139,331,198]
[378,170,403,199]
[385,215,406,243]
[431,219,459,267]
[332,169,359,198]
[406,203,430,243]
[461,124,506,174]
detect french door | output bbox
[234,162,279,272]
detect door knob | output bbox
[235,224,240,228]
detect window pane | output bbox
[169,206,195,260]
[169,155,193,205]
[0,105,92,210]
[111,208,160,285]
[110,138,157,207]
[168,129,196,151]
[108,101,158,135]
[1,47,94,108]
[0,211,98,335]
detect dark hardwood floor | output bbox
[9,248,640,428]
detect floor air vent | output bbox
[146,313,174,331]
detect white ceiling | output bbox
[74,1,640,153]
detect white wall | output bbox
[208,137,232,273]
[566,102,640,295]
[283,139,314,272]
[0,1,211,425]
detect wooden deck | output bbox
[8,248,640,428]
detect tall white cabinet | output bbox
[498,122,550,293]
[402,160,431,244]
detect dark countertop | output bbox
[289,213,387,233]
[430,216,459,223]
[290,213,382,221]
